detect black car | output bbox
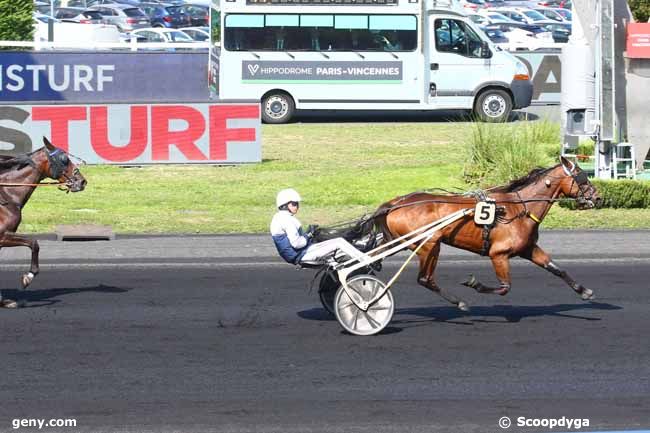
[167,4,209,28]
[539,21,571,42]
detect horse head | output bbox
[556,156,600,209]
[41,137,87,192]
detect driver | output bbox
[270,188,368,265]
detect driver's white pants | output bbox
[300,238,367,263]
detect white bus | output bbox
[217,0,533,123]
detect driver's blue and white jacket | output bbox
[270,210,311,264]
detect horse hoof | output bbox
[457,301,470,312]
[462,275,477,289]
[581,289,595,301]
[21,272,35,289]
[1,299,19,309]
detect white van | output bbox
[217,0,533,123]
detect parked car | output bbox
[458,0,487,11]
[480,24,509,43]
[538,21,571,42]
[169,4,209,27]
[54,7,104,24]
[551,7,572,21]
[468,13,490,26]
[139,2,188,28]
[35,1,53,14]
[89,4,150,32]
[130,27,201,50]
[180,26,210,41]
[534,7,569,22]
[491,21,554,47]
[490,7,550,25]
[536,0,564,6]
[477,10,515,24]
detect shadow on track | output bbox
[298,302,621,331]
[1,284,131,308]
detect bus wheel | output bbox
[262,92,295,124]
[474,89,512,122]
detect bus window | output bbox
[224,13,417,52]
[369,15,417,51]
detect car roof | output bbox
[93,3,141,9]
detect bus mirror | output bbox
[481,41,492,59]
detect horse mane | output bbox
[490,165,559,192]
[0,153,37,172]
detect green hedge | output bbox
[0,0,33,42]
[561,179,650,209]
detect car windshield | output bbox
[556,9,571,19]
[166,30,194,42]
[488,13,510,22]
[83,11,103,20]
[186,30,209,41]
[124,8,146,17]
[523,10,547,20]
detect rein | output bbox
[0,181,68,187]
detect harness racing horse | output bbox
[371,156,601,312]
[0,137,87,308]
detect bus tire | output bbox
[473,88,512,123]
[261,92,295,124]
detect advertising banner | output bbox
[241,61,403,83]
[0,102,260,164]
[513,50,562,105]
[0,52,210,103]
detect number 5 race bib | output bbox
[474,200,496,225]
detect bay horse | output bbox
[0,137,87,308]
[371,156,601,311]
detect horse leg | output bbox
[0,233,40,289]
[417,241,470,311]
[522,244,594,300]
[462,253,511,296]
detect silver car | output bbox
[54,7,104,24]
[89,4,150,32]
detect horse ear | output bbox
[43,137,55,151]
[560,155,574,172]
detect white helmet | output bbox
[276,188,301,208]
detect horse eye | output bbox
[61,155,69,165]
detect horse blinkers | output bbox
[46,149,86,192]
[47,149,69,180]
[570,170,599,209]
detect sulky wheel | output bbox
[318,271,339,316]
[334,274,394,336]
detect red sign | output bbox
[627,23,650,59]
[0,103,261,164]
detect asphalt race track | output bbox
[1,232,649,433]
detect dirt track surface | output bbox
[1,231,649,432]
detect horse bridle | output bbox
[562,161,595,206]
[46,148,86,191]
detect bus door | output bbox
[427,16,492,109]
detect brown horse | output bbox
[0,137,87,308]
[372,156,601,311]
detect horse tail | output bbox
[371,203,394,245]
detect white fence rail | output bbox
[0,40,211,51]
